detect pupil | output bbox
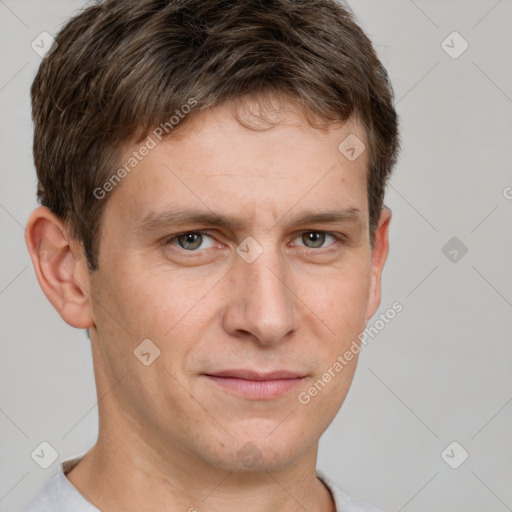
[180,233,201,250]
[304,232,324,248]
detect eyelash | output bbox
[163,230,346,254]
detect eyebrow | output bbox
[134,207,364,235]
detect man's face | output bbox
[87,99,389,472]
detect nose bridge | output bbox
[223,240,298,344]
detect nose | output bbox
[221,245,299,346]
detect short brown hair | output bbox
[31,0,400,271]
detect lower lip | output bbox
[205,376,305,399]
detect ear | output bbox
[364,206,392,324]
[25,206,94,329]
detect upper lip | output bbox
[205,369,306,381]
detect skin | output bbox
[25,96,391,512]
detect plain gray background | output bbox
[1,0,511,510]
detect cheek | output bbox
[311,261,371,335]
[89,270,201,419]
[295,353,360,441]
[102,261,203,336]
[106,266,217,373]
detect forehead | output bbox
[104,99,369,231]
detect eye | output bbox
[163,230,345,255]
[165,231,216,251]
[296,231,341,249]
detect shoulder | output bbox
[23,470,63,512]
[23,454,95,512]
[317,469,383,512]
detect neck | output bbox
[66,422,335,512]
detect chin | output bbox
[209,449,302,473]
[197,428,313,473]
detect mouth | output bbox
[203,369,308,400]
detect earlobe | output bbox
[25,206,94,329]
[364,206,392,324]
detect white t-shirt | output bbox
[23,454,382,512]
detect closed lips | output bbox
[204,369,306,380]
